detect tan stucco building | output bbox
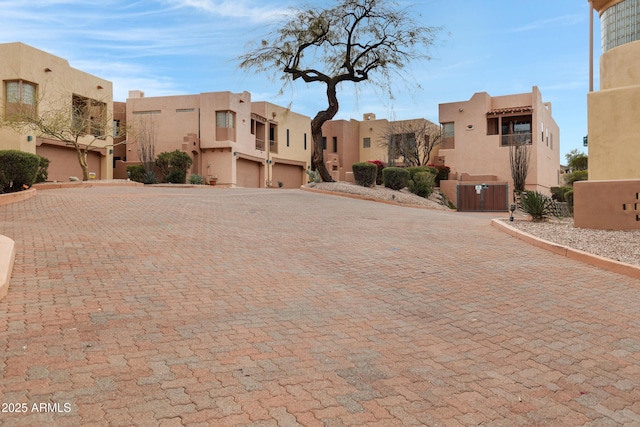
[122,91,310,188]
[438,86,560,203]
[321,114,442,182]
[574,0,640,230]
[0,42,116,181]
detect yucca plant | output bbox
[519,191,557,221]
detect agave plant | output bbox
[519,191,557,221]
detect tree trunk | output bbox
[310,82,341,182]
[77,149,89,181]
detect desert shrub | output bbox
[352,162,378,187]
[408,171,435,198]
[0,150,40,193]
[550,186,572,202]
[431,165,450,186]
[405,166,434,180]
[156,150,193,183]
[35,156,50,183]
[519,191,557,221]
[306,168,321,183]
[367,160,385,185]
[565,170,588,185]
[165,169,187,184]
[127,164,146,183]
[383,167,409,190]
[565,189,574,213]
[188,174,204,185]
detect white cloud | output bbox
[165,0,289,23]
[509,14,584,33]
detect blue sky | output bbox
[1,0,596,162]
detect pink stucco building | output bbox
[438,86,561,204]
[119,90,311,188]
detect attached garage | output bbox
[236,158,261,188]
[272,161,304,188]
[36,141,102,182]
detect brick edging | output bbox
[0,235,16,301]
[491,219,640,280]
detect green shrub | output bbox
[565,189,574,214]
[165,169,187,184]
[382,167,409,190]
[35,156,50,183]
[405,166,436,181]
[565,170,588,185]
[352,162,378,187]
[519,191,557,221]
[156,150,193,183]
[127,165,146,183]
[408,171,435,198]
[432,165,450,186]
[306,168,320,183]
[550,186,572,202]
[0,150,41,193]
[367,160,385,185]
[188,174,204,185]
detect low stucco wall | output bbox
[0,188,37,206]
[574,179,640,230]
[0,235,15,301]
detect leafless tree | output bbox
[1,90,127,181]
[238,0,440,181]
[379,120,442,167]
[132,115,157,180]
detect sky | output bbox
[0,0,598,162]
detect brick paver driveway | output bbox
[1,186,639,426]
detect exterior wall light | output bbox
[27,135,33,142]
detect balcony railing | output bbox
[270,139,277,154]
[501,132,532,146]
[255,137,265,151]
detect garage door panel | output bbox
[273,163,303,189]
[237,158,260,188]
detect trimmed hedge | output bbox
[383,167,409,190]
[367,160,385,185]
[126,165,146,183]
[352,162,378,187]
[0,150,41,193]
[408,171,435,198]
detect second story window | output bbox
[4,80,37,120]
[215,110,236,141]
[216,111,235,128]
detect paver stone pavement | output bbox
[0,186,639,426]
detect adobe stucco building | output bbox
[121,91,310,188]
[438,87,560,205]
[0,42,115,181]
[574,0,640,229]
[321,114,441,182]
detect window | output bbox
[216,111,235,128]
[4,80,37,120]
[286,129,290,147]
[500,115,532,146]
[269,123,277,153]
[442,122,455,149]
[363,137,371,148]
[176,108,195,113]
[72,94,106,137]
[332,137,338,153]
[113,120,120,137]
[322,136,327,150]
[216,110,237,141]
[487,118,499,135]
[601,0,640,51]
[304,133,307,150]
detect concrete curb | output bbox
[492,219,640,280]
[0,235,16,301]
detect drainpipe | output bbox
[589,1,594,92]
